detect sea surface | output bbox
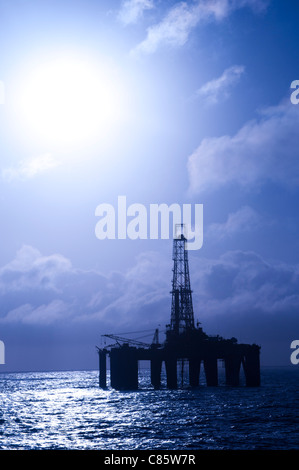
[0,367,298,450]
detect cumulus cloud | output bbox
[0,245,72,293]
[82,251,171,328]
[2,300,70,325]
[207,206,263,240]
[1,244,298,328]
[131,0,268,56]
[188,101,299,194]
[196,65,245,105]
[1,244,298,367]
[0,245,171,329]
[2,154,60,182]
[189,250,299,363]
[118,0,155,25]
[192,250,299,316]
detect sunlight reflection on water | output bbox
[0,368,298,450]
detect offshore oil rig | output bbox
[98,227,260,390]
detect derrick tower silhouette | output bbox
[170,225,195,334]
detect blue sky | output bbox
[0,0,299,371]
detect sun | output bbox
[16,56,125,146]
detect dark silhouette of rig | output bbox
[98,228,260,390]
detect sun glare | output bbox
[16,57,125,146]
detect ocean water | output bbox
[0,367,298,450]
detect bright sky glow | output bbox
[16,57,125,145]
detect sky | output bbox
[0,0,299,371]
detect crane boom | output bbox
[102,334,151,347]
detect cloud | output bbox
[2,153,60,182]
[1,244,298,367]
[2,300,70,325]
[83,251,171,328]
[206,206,260,241]
[0,245,72,293]
[118,0,155,25]
[131,0,269,56]
[192,250,299,319]
[0,245,170,329]
[188,101,299,194]
[207,206,263,241]
[190,250,299,363]
[196,65,245,105]
[1,244,298,327]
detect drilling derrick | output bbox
[170,227,195,334]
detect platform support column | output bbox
[165,357,177,389]
[189,358,201,387]
[242,347,260,387]
[204,357,218,386]
[151,357,162,390]
[110,347,139,390]
[99,349,107,389]
[225,355,241,386]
